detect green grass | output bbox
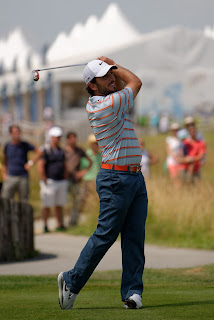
[0,265,214,320]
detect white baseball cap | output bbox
[48,126,63,137]
[184,116,195,126]
[83,60,118,85]
[170,122,180,130]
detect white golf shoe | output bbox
[58,272,77,310]
[124,293,142,309]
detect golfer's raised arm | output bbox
[98,56,142,99]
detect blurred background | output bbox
[0,1,213,249]
[0,1,214,141]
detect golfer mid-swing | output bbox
[58,56,148,309]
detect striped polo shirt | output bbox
[86,87,141,166]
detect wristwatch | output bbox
[28,160,34,167]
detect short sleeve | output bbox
[41,149,48,161]
[23,141,35,152]
[111,87,133,119]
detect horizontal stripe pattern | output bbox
[86,87,141,165]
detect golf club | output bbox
[32,62,88,81]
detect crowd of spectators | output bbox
[0,124,101,232]
[165,116,206,187]
[0,116,206,232]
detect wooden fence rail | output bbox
[0,198,34,262]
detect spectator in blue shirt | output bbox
[1,125,42,202]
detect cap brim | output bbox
[96,65,118,78]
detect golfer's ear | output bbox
[88,82,97,91]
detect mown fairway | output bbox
[0,265,213,320]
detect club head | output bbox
[32,70,39,81]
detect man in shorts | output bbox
[38,126,68,232]
[58,57,148,309]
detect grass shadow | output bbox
[0,252,57,265]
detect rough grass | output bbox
[143,131,214,249]
[0,265,214,320]
[146,176,214,248]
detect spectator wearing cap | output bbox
[65,131,92,226]
[37,126,68,232]
[184,116,204,141]
[165,122,184,186]
[1,124,42,202]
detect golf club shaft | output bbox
[36,63,87,72]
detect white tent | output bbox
[46,3,142,64]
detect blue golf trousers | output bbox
[63,168,148,301]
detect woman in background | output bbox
[165,122,183,187]
[139,138,158,178]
